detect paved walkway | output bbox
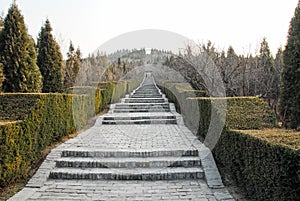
[9,74,234,201]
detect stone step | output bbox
[114,105,170,109]
[134,88,159,91]
[134,90,160,93]
[136,90,158,92]
[49,167,204,180]
[130,95,162,98]
[103,115,175,121]
[115,103,170,107]
[55,156,201,168]
[113,109,171,113]
[132,94,161,97]
[124,98,167,103]
[113,102,171,112]
[101,119,177,125]
[134,89,159,91]
[61,149,199,158]
[137,86,158,89]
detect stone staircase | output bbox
[48,73,204,181]
[50,149,203,180]
[100,73,182,125]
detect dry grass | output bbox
[0,181,25,201]
[0,121,22,126]
[236,129,300,150]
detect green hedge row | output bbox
[90,79,140,105]
[158,80,296,200]
[157,81,276,139]
[67,86,102,117]
[0,79,140,187]
[213,130,300,201]
[111,81,128,104]
[187,97,276,139]
[111,79,141,103]
[157,81,206,114]
[0,94,41,121]
[0,94,88,187]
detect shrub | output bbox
[0,79,140,187]
[111,80,141,103]
[158,80,297,200]
[0,94,87,187]
[0,93,41,121]
[111,81,127,103]
[213,129,300,201]
[126,79,141,94]
[67,86,102,117]
[157,81,276,139]
[187,97,276,139]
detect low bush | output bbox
[67,86,102,117]
[157,81,276,139]
[0,94,41,121]
[0,79,141,187]
[111,81,127,103]
[187,97,276,139]
[214,129,300,201]
[0,94,88,187]
[156,80,297,200]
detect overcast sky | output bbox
[0,0,298,57]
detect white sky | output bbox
[0,0,298,57]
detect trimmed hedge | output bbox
[158,80,297,200]
[157,81,204,114]
[157,81,276,139]
[187,97,276,139]
[67,86,102,117]
[111,81,127,103]
[0,79,141,187]
[0,94,41,121]
[98,82,115,109]
[111,79,141,103]
[0,94,88,187]
[126,79,141,94]
[213,129,300,201]
[95,80,140,105]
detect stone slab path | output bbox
[9,73,234,201]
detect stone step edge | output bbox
[115,103,170,106]
[49,167,204,180]
[55,157,202,168]
[101,119,177,125]
[114,106,170,109]
[103,116,176,120]
[114,105,170,108]
[113,110,171,113]
[61,149,199,158]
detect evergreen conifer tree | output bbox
[281,2,300,128]
[0,3,42,92]
[0,15,4,31]
[0,62,4,92]
[258,38,274,98]
[64,42,81,89]
[37,19,64,92]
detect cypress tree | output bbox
[0,62,4,92]
[0,15,3,31]
[64,42,81,89]
[0,3,42,92]
[37,19,64,92]
[281,2,300,129]
[258,38,274,98]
